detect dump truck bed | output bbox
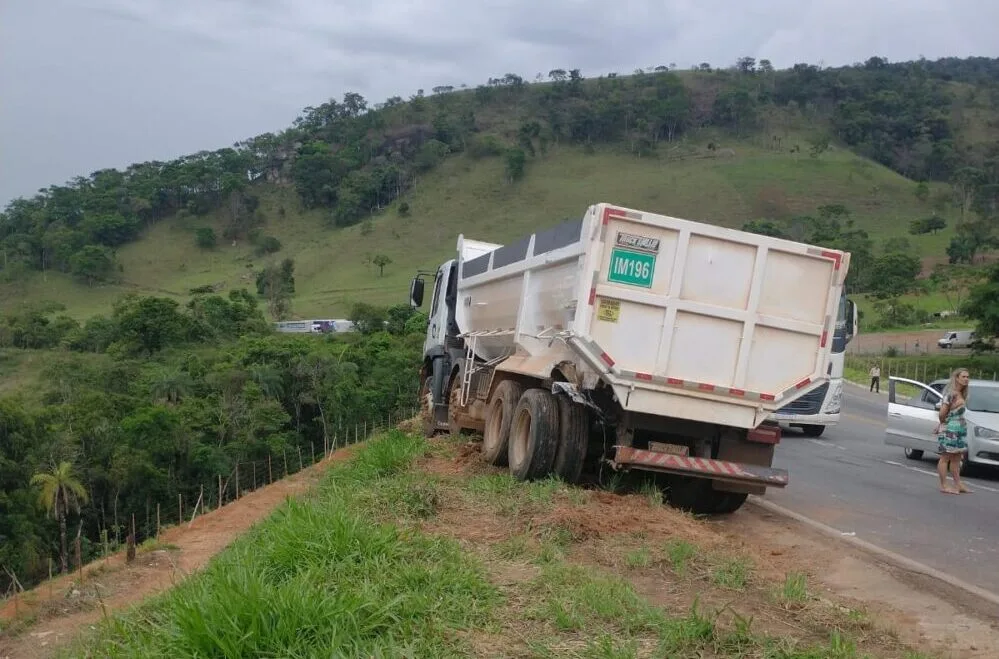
[455,203,850,430]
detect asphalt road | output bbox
[767,384,999,596]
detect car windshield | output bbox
[967,385,999,414]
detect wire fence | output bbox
[846,356,999,384]
[1,409,418,614]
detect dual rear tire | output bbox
[483,382,590,483]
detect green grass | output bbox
[68,430,501,658]
[66,430,931,658]
[1,139,962,321]
[664,539,698,576]
[777,572,810,608]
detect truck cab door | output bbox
[424,264,450,356]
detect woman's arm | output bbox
[938,395,950,423]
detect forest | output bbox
[0,292,426,592]
[1,55,999,294]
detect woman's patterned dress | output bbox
[937,392,968,455]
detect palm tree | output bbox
[31,461,89,573]
[149,367,194,405]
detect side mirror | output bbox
[409,277,425,308]
[845,298,857,341]
[934,402,942,411]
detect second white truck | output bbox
[410,202,851,514]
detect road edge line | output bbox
[747,496,999,609]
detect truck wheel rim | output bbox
[512,407,531,467]
[485,398,503,445]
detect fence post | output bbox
[218,474,223,507]
[156,503,161,538]
[283,450,288,476]
[298,446,303,471]
[253,461,257,490]
[179,493,183,525]
[236,464,240,499]
[311,442,315,464]
[268,455,273,483]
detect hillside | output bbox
[2,56,999,321]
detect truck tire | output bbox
[710,492,749,514]
[482,380,523,466]
[419,376,437,438]
[801,425,824,438]
[508,389,559,481]
[665,477,747,515]
[553,396,588,483]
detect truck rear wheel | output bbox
[482,380,523,466]
[508,389,559,481]
[553,396,588,483]
[665,477,748,515]
[800,425,824,438]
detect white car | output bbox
[885,376,999,475]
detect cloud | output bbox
[1,0,997,205]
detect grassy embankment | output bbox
[65,430,931,658]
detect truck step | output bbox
[613,446,789,488]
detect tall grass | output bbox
[69,430,500,658]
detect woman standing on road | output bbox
[937,368,971,495]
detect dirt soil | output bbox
[0,447,355,659]
[3,433,998,659]
[417,440,999,659]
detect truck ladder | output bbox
[459,330,515,407]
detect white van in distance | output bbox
[938,330,975,349]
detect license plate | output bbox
[648,441,689,456]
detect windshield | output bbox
[967,385,999,414]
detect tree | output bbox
[741,220,789,239]
[504,148,526,182]
[964,263,999,340]
[808,134,830,158]
[31,461,89,573]
[372,254,392,277]
[914,181,930,203]
[69,245,116,286]
[195,227,217,249]
[256,259,295,320]
[350,302,387,334]
[868,252,921,299]
[908,215,947,235]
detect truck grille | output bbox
[778,382,829,416]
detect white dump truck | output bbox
[409,202,851,514]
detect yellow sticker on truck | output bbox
[596,298,620,323]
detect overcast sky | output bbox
[2,0,997,207]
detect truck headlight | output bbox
[974,426,999,439]
[823,381,843,415]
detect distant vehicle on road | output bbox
[274,319,356,334]
[885,375,999,474]
[937,330,975,349]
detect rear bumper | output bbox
[768,412,839,426]
[613,446,789,488]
